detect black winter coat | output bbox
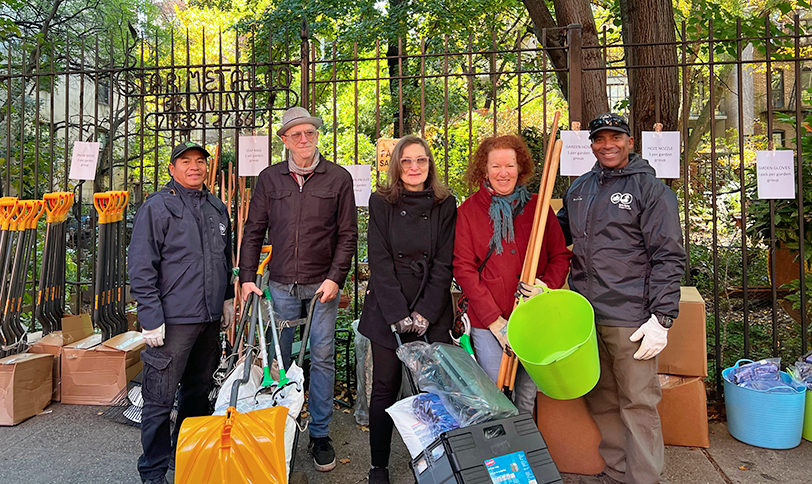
[129,180,234,330]
[359,190,456,349]
[557,153,685,327]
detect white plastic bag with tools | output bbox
[213,356,306,477]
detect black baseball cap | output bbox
[170,141,211,163]
[588,113,631,140]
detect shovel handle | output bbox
[496,351,509,389]
[0,197,19,230]
[508,354,520,391]
[256,245,273,276]
[28,200,45,229]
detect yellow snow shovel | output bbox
[175,246,288,484]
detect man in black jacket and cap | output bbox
[129,141,234,484]
[557,113,685,484]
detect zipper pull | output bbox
[299,185,303,193]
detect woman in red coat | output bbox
[453,134,571,413]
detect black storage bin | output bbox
[410,413,563,484]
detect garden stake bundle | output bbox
[36,192,74,335]
[0,199,45,355]
[93,191,129,341]
[497,111,563,395]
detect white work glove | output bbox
[410,311,430,337]
[142,324,165,347]
[517,278,548,299]
[393,316,415,334]
[488,316,510,350]
[630,314,669,360]
[221,298,235,330]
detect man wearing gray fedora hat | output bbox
[239,106,358,472]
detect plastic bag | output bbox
[395,341,517,427]
[353,319,373,425]
[214,359,306,478]
[726,358,781,385]
[788,361,812,390]
[386,392,459,458]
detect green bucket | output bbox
[507,288,599,400]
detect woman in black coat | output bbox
[359,135,457,484]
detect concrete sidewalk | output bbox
[0,402,810,484]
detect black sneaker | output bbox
[368,466,390,484]
[308,436,336,472]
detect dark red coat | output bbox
[453,187,572,330]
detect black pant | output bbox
[369,341,406,468]
[137,322,219,481]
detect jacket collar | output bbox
[280,153,329,175]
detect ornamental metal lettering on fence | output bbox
[0,17,811,403]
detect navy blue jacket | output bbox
[129,180,234,330]
[557,153,685,327]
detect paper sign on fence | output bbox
[756,150,795,199]
[377,138,399,173]
[238,136,269,177]
[559,131,596,177]
[344,164,371,207]
[68,142,100,181]
[642,131,681,179]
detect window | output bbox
[98,80,110,106]
[772,130,785,148]
[771,70,784,109]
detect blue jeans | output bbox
[267,280,339,438]
[471,326,537,414]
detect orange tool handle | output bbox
[28,200,46,229]
[0,197,19,230]
[256,245,273,276]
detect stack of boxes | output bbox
[534,286,709,474]
[0,313,145,427]
[656,286,709,448]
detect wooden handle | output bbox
[496,351,510,389]
[527,139,564,279]
[508,354,520,391]
[521,111,561,284]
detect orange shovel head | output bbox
[175,406,288,484]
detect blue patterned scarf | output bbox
[487,183,531,254]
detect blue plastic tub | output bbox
[723,359,806,449]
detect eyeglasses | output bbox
[284,129,318,141]
[400,156,429,168]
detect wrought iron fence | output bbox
[1,15,811,402]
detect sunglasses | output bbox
[400,156,429,168]
[588,115,629,132]
[284,129,318,141]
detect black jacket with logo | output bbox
[557,153,685,327]
[129,180,234,330]
[238,155,358,287]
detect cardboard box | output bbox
[29,314,95,402]
[536,392,605,475]
[61,331,145,405]
[0,352,53,425]
[657,374,709,448]
[658,287,707,377]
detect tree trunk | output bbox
[619,0,680,151]
[522,0,609,125]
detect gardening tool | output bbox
[0,198,20,348]
[174,245,288,484]
[2,200,44,355]
[93,191,129,340]
[37,192,73,334]
[498,112,563,394]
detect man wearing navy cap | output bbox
[557,114,685,484]
[129,141,234,484]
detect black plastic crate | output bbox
[411,413,563,484]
